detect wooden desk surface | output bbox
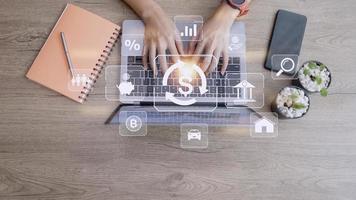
[1,0,356,199]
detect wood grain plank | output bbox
[1,0,356,199]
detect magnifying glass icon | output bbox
[276,57,295,77]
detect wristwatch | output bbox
[225,0,249,17]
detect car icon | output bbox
[187,129,201,141]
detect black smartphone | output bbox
[265,10,307,74]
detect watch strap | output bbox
[225,0,249,17]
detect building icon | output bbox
[254,118,274,133]
[233,80,256,103]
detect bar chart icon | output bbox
[174,15,203,41]
[180,24,198,37]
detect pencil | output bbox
[60,32,75,77]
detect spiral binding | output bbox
[78,28,120,102]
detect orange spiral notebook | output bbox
[26,4,120,103]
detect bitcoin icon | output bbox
[126,115,142,132]
[178,76,193,97]
[130,119,137,128]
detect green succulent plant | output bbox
[304,61,329,97]
[292,103,306,109]
[320,88,328,97]
[287,92,307,110]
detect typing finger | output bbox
[168,40,180,64]
[191,40,206,64]
[175,37,185,55]
[158,47,168,74]
[207,48,222,75]
[142,43,149,70]
[188,30,203,54]
[220,48,229,75]
[201,45,215,72]
[188,34,200,54]
[188,40,197,55]
[149,43,157,77]
[193,39,205,55]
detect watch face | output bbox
[231,0,246,5]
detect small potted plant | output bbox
[296,61,331,96]
[272,86,310,119]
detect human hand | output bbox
[188,0,252,75]
[142,8,183,76]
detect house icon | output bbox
[254,118,274,133]
[233,80,256,103]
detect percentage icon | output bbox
[125,39,141,51]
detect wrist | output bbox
[215,2,240,25]
[141,4,165,23]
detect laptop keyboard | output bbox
[126,56,242,98]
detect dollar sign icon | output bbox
[126,115,142,132]
[178,76,193,97]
